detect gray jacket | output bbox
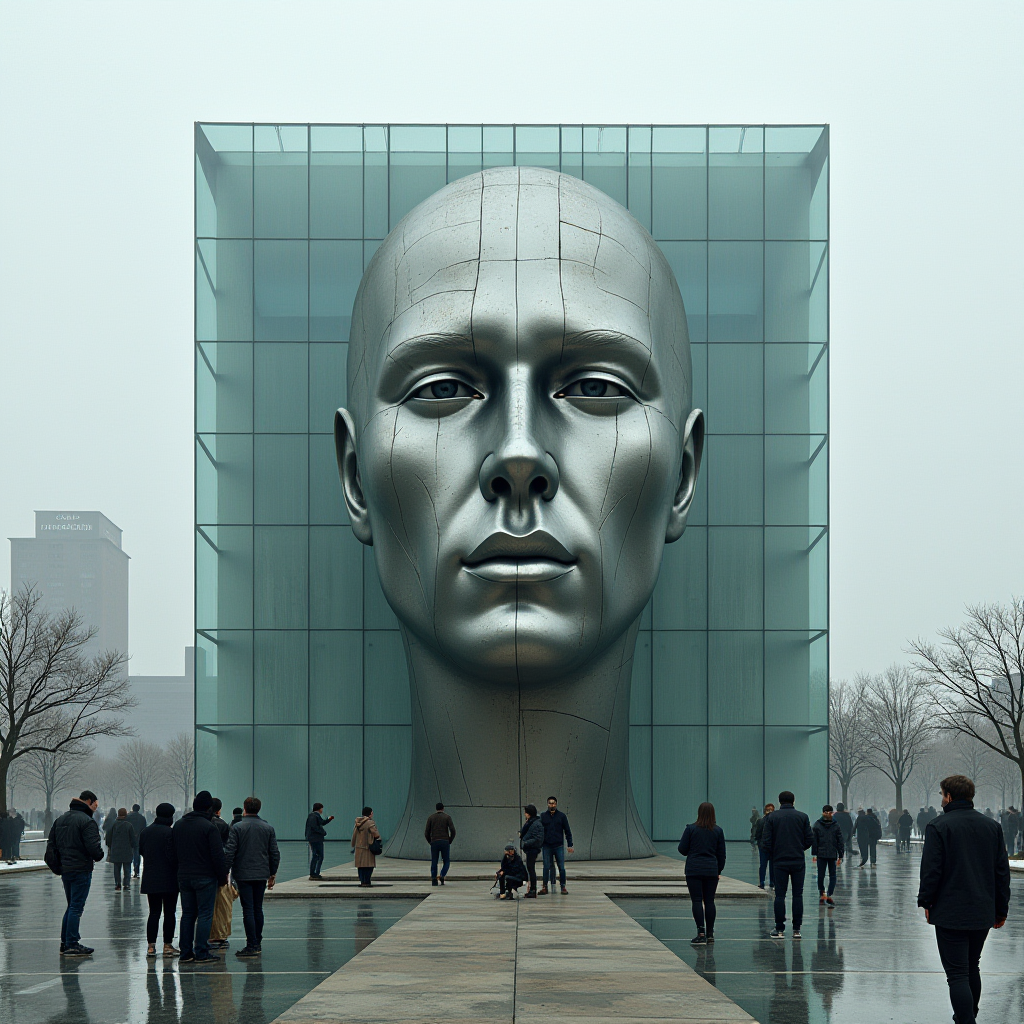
[108,818,137,862]
[224,814,280,881]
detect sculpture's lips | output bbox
[463,532,576,583]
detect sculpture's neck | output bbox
[385,619,654,860]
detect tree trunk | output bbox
[0,759,9,817]
[841,781,849,808]
[895,781,904,815]
[44,790,54,832]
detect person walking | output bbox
[423,802,456,886]
[127,804,147,879]
[855,808,881,867]
[678,802,726,946]
[45,789,104,957]
[520,804,544,897]
[102,806,117,855]
[918,774,1011,1024]
[811,805,844,907]
[887,807,899,839]
[538,796,573,895]
[761,790,813,939]
[108,809,136,891]
[755,803,776,889]
[834,803,853,862]
[305,802,335,880]
[224,796,279,958]
[897,809,914,854]
[172,790,229,964]
[138,803,179,958]
[352,807,381,887]
[495,842,528,899]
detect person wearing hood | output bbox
[811,805,845,906]
[139,803,179,958]
[496,843,528,899]
[108,808,136,891]
[351,807,381,887]
[172,790,229,963]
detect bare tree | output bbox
[862,665,933,813]
[829,678,872,807]
[911,745,945,808]
[21,716,93,830]
[115,739,166,812]
[164,732,195,811]
[5,756,23,810]
[910,599,1024,805]
[949,734,995,797]
[0,587,134,814]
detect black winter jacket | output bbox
[854,812,882,842]
[171,810,228,884]
[498,852,529,883]
[126,811,147,847]
[139,817,179,893]
[897,811,913,837]
[917,800,1011,930]
[834,810,853,842]
[811,817,845,860]
[761,804,813,865]
[47,799,105,874]
[212,815,230,846]
[306,811,333,841]
[678,824,727,877]
[753,813,771,844]
[520,816,545,852]
[108,818,136,862]
[540,809,573,848]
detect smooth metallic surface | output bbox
[336,167,703,860]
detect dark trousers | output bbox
[357,866,373,884]
[430,840,451,879]
[542,845,566,887]
[113,862,131,887]
[132,848,141,875]
[758,847,775,887]
[685,874,719,934]
[816,858,837,896]
[498,875,522,895]
[177,874,218,957]
[236,879,267,949]
[859,840,877,865]
[935,926,989,1024]
[525,849,539,891]
[60,870,92,946]
[773,861,806,931]
[146,892,178,945]
[309,841,324,876]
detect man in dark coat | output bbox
[306,802,335,880]
[538,796,573,895]
[45,790,104,956]
[423,802,456,886]
[855,808,882,866]
[172,790,229,964]
[897,809,914,853]
[496,843,528,899]
[761,790,813,938]
[811,805,845,906]
[833,803,853,857]
[127,804,147,878]
[918,774,1011,1024]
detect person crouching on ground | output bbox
[678,801,726,946]
[811,805,844,907]
[352,807,380,887]
[496,843,528,899]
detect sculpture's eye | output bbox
[557,377,630,399]
[411,379,481,401]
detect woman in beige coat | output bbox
[352,806,381,887]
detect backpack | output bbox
[44,832,63,876]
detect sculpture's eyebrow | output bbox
[560,330,652,361]
[383,332,477,368]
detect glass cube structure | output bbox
[195,123,829,842]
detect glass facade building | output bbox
[194,124,829,843]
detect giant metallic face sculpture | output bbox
[336,167,702,859]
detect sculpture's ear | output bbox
[335,408,373,545]
[665,408,704,543]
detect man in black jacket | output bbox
[306,802,335,880]
[833,803,853,859]
[127,804,147,878]
[761,790,813,939]
[538,797,573,895]
[172,790,229,964]
[46,790,104,956]
[855,808,881,866]
[917,774,1010,1024]
[811,805,844,906]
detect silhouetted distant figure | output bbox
[424,802,456,886]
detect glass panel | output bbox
[196,342,253,434]
[765,343,827,434]
[690,343,707,437]
[196,124,252,238]
[254,631,308,724]
[390,125,446,225]
[310,126,363,239]
[363,547,400,629]
[363,725,412,842]
[708,726,763,837]
[310,241,361,341]
[708,527,763,630]
[482,125,514,169]
[765,436,827,526]
[629,725,652,833]
[652,527,706,630]
[765,631,828,726]
[651,127,706,241]
[196,239,252,341]
[196,434,252,526]
[652,631,707,725]
[560,125,582,178]
[254,240,308,341]
[195,630,253,726]
[254,434,308,524]
[765,726,828,814]
[310,434,348,525]
[653,727,707,839]
[363,126,389,237]
[515,125,559,171]
[309,631,363,722]
[364,631,411,725]
[657,242,706,343]
[254,726,308,839]
[309,343,348,432]
[708,631,763,725]
[709,126,763,240]
[708,242,762,342]
[766,242,827,344]
[196,526,252,630]
[627,126,652,231]
[254,343,308,432]
[630,630,652,725]
[310,526,364,629]
[706,435,763,526]
[254,526,308,629]
[583,126,627,206]
[196,725,252,804]
[448,125,482,181]
[309,725,363,827]
[706,343,762,434]
[764,527,828,631]
[254,124,308,239]
[765,127,828,241]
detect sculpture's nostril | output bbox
[491,477,511,496]
[530,476,548,496]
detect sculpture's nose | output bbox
[479,387,559,504]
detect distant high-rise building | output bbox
[9,511,129,659]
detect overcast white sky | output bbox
[1,2,1021,677]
